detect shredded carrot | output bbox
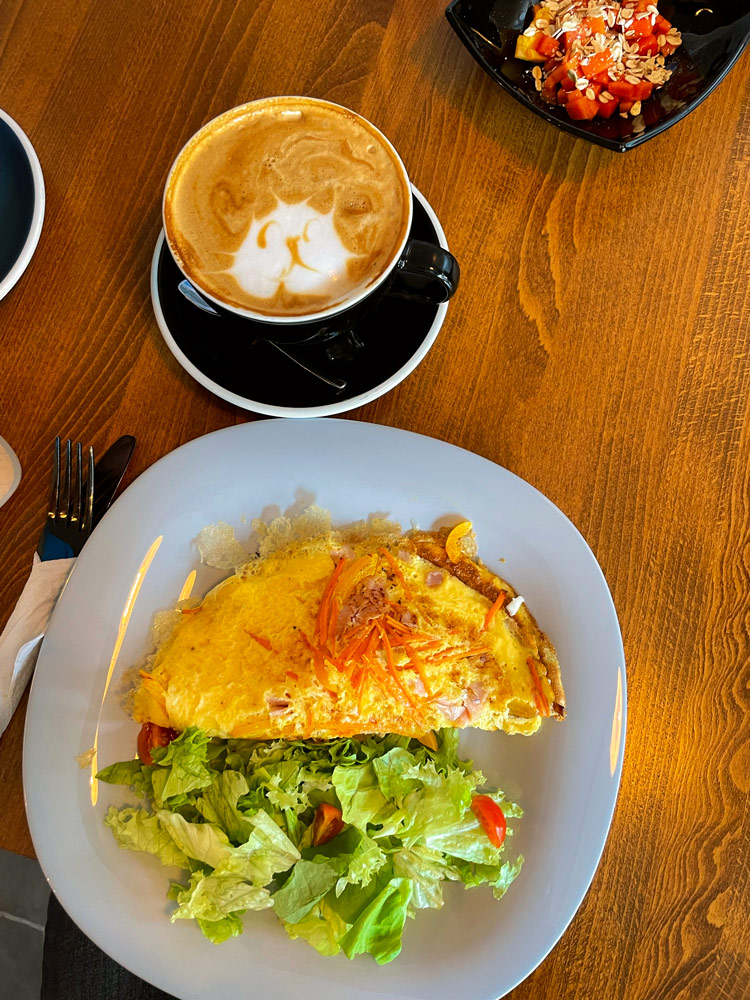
[342,627,377,679]
[366,659,393,702]
[286,671,298,681]
[411,638,443,650]
[339,627,372,672]
[482,590,507,631]
[317,553,381,655]
[401,639,434,697]
[317,557,347,647]
[324,657,341,676]
[377,623,418,708]
[423,648,467,665]
[180,606,202,615]
[424,657,457,668]
[383,616,434,641]
[368,656,399,701]
[532,688,547,717]
[387,632,442,652]
[424,643,491,667]
[314,658,334,694]
[363,626,380,658]
[366,655,422,727]
[244,630,273,651]
[527,657,551,717]
[379,548,412,600]
[327,595,341,655]
[299,630,337,695]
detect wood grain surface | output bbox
[1,1,749,997]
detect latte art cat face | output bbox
[163,98,411,318]
[227,200,358,301]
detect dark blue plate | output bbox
[445,2,750,152]
[0,110,44,297]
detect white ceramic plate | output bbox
[24,419,626,1000]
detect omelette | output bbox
[133,521,565,741]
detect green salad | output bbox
[97,727,523,964]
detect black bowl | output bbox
[445,1,750,151]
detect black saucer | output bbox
[152,189,448,414]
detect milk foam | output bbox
[227,199,358,300]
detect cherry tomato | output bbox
[137,722,179,765]
[312,803,345,845]
[471,795,507,848]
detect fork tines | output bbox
[48,436,95,533]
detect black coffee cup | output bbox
[181,235,459,345]
[163,98,459,346]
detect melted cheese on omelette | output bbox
[132,527,564,739]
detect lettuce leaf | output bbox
[450,855,525,898]
[213,809,300,886]
[171,871,272,922]
[96,759,151,798]
[334,833,386,896]
[151,727,214,802]
[424,810,513,864]
[104,806,188,868]
[340,877,413,965]
[392,844,459,909]
[282,900,347,957]
[196,771,254,845]
[156,811,232,869]
[197,912,244,945]
[272,859,342,924]
[331,762,404,835]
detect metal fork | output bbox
[37,437,95,559]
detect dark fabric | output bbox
[41,892,177,1000]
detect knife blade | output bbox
[90,434,136,526]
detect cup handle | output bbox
[389,239,460,304]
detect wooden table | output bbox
[2,1,749,997]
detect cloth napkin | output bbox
[0,554,75,735]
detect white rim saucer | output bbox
[0,109,45,301]
[150,185,450,417]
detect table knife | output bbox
[90,434,136,528]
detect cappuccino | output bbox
[163,98,411,319]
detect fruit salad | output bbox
[515,1,682,126]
